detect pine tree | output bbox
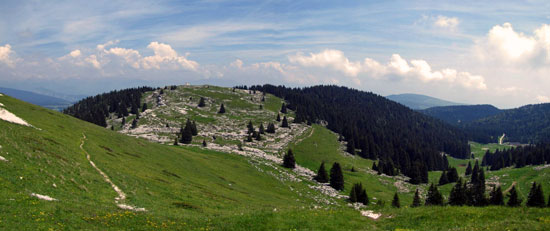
[191,121,198,136]
[131,103,139,115]
[246,134,253,142]
[411,189,422,207]
[141,103,148,112]
[247,121,254,134]
[439,171,449,185]
[255,131,262,141]
[527,182,545,207]
[314,162,329,183]
[198,97,206,107]
[471,160,480,185]
[180,124,193,144]
[392,192,401,208]
[202,139,207,147]
[266,123,276,133]
[276,113,281,122]
[449,178,466,206]
[372,162,378,172]
[121,117,126,125]
[131,118,138,129]
[259,123,265,134]
[280,103,287,113]
[425,183,443,206]
[281,116,289,128]
[465,162,472,175]
[218,104,226,113]
[346,139,355,155]
[359,188,369,205]
[447,167,459,183]
[349,186,358,203]
[489,186,504,205]
[282,149,296,169]
[173,137,178,146]
[330,162,344,191]
[471,168,487,206]
[507,186,521,207]
[349,183,368,205]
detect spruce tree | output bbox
[471,160,480,185]
[281,116,289,128]
[507,186,521,207]
[121,117,126,125]
[141,103,147,112]
[411,189,422,207]
[346,139,355,155]
[282,149,296,169]
[489,186,504,205]
[180,124,193,144]
[330,162,344,191]
[280,103,287,113]
[349,186,358,203]
[259,123,265,134]
[246,134,253,142]
[255,131,262,141]
[202,139,207,147]
[527,182,545,207]
[449,178,466,206]
[447,167,459,183]
[465,162,472,175]
[247,121,254,134]
[349,183,368,205]
[438,171,449,185]
[173,137,178,146]
[131,118,138,129]
[266,123,276,133]
[372,162,378,172]
[425,183,443,206]
[392,192,401,208]
[218,104,226,113]
[359,188,369,205]
[191,121,198,136]
[198,97,206,107]
[314,162,329,183]
[276,113,281,122]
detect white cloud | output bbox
[288,49,486,90]
[97,40,119,50]
[141,42,199,71]
[476,23,550,66]
[434,15,459,30]
[536,95,550,103]
[0,44,17,68]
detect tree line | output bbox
[482,143,550,170]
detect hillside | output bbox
[3,89,550,230]
[386,93,462,110]
[0,87,72,111]
[421,104,502,126]
[463,103,550,143]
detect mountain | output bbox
[0,87,72,111]
[33,87,87,103]
[420,104,502,126]
[386,93,462,110]
[463,103,550,144]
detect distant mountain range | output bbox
[0,87,73,111]
[386,93,462,110]
[420,104,503,126]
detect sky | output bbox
[0,0,550,108]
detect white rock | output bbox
[31,193,57,201]
[0,155,7,161]
[0,107,32,127]
[361,210,382,219]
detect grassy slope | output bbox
[0,95,371,230]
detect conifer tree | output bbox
[471,160,480,185]
[425,183,443,206]
[180,124,193,144]
[131,118,138,129]
[447,167,459,183]
[527,182,545,207]
[255,131,262,141]
[349,186,358,203]
[359,188,369,205]
[411,189,422,207]
[439,171,449,185]
[314,162,329,183]
[346,139,355,155]
[198,97,206,107]
[489,186,504,205]
[372,162,378,172]
[259,123,265,134]
[131,103,139,115]
[280,103,287,113]
[121,117,126,125]
[141,103,147,112]
[349,183,368,205]
[471,168,487,206]
[247,121,254,134]
[507,186,521,207]
[218,103,226,113]
[266,123,276,133]
[465,162,472,175]
[276,113,281,122]
[281,116,289,128]
[246,134,253,142]
[173,137,178,146]
[282,149,296,169]
[202,139,207,147]
[330,162,344,191]
[449,178,466,206]
[191,121,198,136]
[392,192,401,208]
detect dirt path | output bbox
[503,181,517,194]
[80,134,146,212]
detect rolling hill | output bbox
[420,104,503,126]
[386,93,462,110]
[0,87,72,111]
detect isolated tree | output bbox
[392,192,401,208]
[282,149,296,169]
[425,183,443,206]
[438,171,449,185]
[202,139,207,147]
[259,123,265,134]
[527,182,545,207]
[198,97,206,107]
[447,167,459,183]
[247,121,255,134]
[411,189,422,207]
[449,178,467,206]
[507,186,521,207]
[131,118,138,129]
[281,116,289,128]
[276,113,281,122]
[280,103,287,113]
[266,123,276,133]
[314,162,329,183]
[330,162,344,191]
[141,103,148,112]
[465,162,472,175]
[218,103,226,114]
[489,186,504,205]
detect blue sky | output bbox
[1,0,550,108]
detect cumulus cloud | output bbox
[434,15,459,30]
[476,23,550,66]
[0,44,17,68]
[288,49,487,90]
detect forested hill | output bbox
[247,85,471,183]
[420,104,502,126]
[463,103,550,144]
[386,93,461,110]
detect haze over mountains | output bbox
[386,93,462,110]
[0,87,73,111]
